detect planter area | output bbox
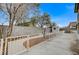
[23,33,55,48]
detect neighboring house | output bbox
[64,22,77,33]
[68,22,77,30]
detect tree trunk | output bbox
[7,24,13,37]
[5,22,13,55]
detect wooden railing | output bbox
[6,33,40,42]
[7,35,28,42]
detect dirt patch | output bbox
[71,39,79,55]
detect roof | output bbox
[69,22,77,27]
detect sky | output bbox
[39,3,77,27]
[0,3,77,27]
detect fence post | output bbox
[5,38,8,55]
[1,38,5,55]
[27,35,30,52]
[1,38,8,55]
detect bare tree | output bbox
[0,3,39,36]
[1,4,27,36]
[0,3,39,55]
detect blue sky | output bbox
[0,10,8,25]
[0,3,77,27]
[39,3,77,27]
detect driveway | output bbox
[19,32,75,55]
